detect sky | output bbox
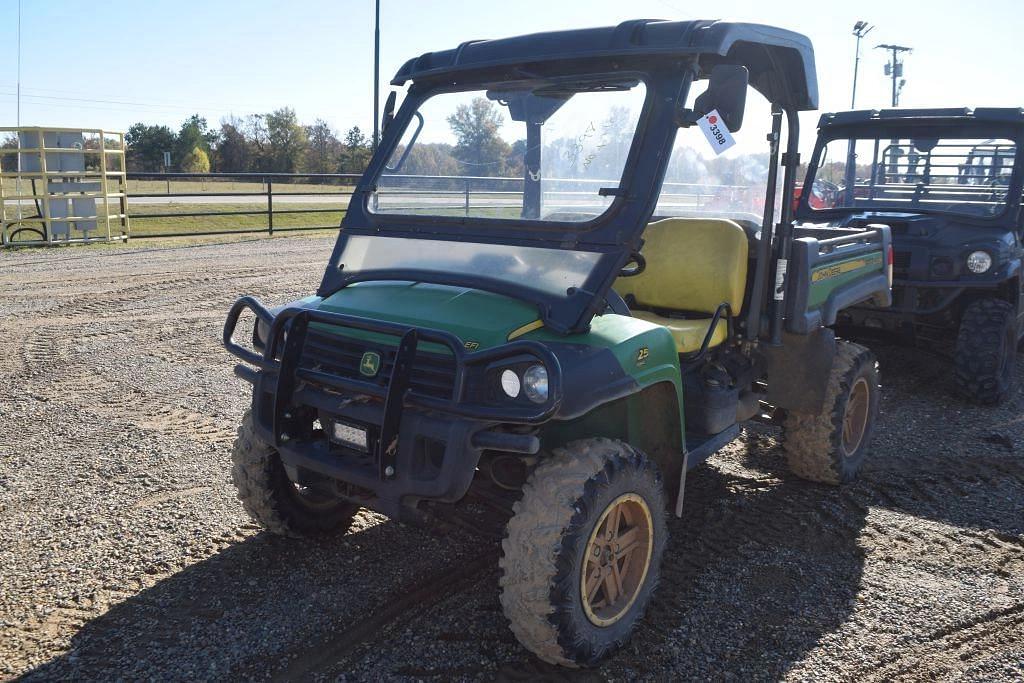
[2,0,1023,154]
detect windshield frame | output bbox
[798,121,1024,224]
[361,72,655,235]
[317,63,693,335]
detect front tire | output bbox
[783,341,880,485]
[231,409,358,537]
[499,438,667,667]
[953,298,1017,405]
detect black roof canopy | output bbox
[818,108,1024,128]
[392,19,818,111]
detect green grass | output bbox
[126,202,346,235]
[127,178,355,197]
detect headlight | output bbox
[254,318,270,349]
[966,250,992,274]
[500,369,521,398]
[522,365,549,403]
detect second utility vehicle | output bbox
[798,108,1024,403]
[224,20,892,667]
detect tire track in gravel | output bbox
[13,316,237,446]
[861,603,1024,681]
[269,551,498,681]
[19,265,299,321]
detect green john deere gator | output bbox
[223,19,893,667]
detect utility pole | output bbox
[876,43,912,107]
[372,0,381,151]
[850,21,873,108]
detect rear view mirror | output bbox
[688,65,749,132]
[382,91,397,132]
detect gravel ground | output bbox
[1,236,1022,681]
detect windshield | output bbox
[807,135,1019,218]
[369,78,648,223]
[336,235,601,298]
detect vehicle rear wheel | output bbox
[953,298,1017,405]
[783,341,880,485]
[231,409,358,537]
[499,438,667,667]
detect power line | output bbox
[0,93,229,115]
[0,91,225,112]
[0,83,281,113]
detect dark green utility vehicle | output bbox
[224,19,892,667]
[798,108,1024,403]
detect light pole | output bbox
[372,0,380,151]
[876,43,912,107]
[17,0,22,130]
[850,21,873,108]
[16,0,23,223]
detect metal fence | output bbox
[4,169,768,244]
[125,172,360,238]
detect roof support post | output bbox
[769,107,801,345]
[745,105,784,340]
[521,121,541,220]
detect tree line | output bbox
[1,96,778,188]
[124,109,373,175]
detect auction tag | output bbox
[697,109,736,155]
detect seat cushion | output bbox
[631,310,728,354]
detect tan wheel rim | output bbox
[841,377,870,457]
[580,493,654,627]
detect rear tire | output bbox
[499,438,667,667]
[783,341,880,485]
[231,409,358,537]
[953,298,1017,405]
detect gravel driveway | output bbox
[1,237,1022,681]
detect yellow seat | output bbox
[630,311,729,353]
[615,218,748,354]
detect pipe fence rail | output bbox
[3,170,765,244]
[124,172,361,239]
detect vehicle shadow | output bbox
[21,517,481,681]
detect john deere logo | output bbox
[359,351,381,377]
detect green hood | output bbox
[316,281,541,350]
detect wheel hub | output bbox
[580,493,654,627]
[841,377,870,458]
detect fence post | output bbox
[267,178,274,235]
[464,178,470,216]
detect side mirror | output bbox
[382,91,397,132]
[689,65,748,132]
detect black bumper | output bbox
[223,296,559,516]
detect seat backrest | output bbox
[614,218,749,315]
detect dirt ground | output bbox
[1,237,1022,681]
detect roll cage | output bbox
[317,19,817,341]
[798,108,1024,226]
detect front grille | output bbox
[300,327,457,400]
[892,250,911,274]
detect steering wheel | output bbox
[619,251,646,277]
